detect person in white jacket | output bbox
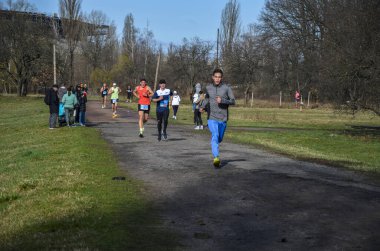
[171,91,181,119]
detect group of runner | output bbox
[98,69,235,168]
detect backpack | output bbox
[44,90,50,105]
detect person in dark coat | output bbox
[74,84,82,124]
[46,84,59,129]
[79,90,88,126]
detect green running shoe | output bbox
[213,157,221,168]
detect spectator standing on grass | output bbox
[57,84,67,102]
[62,86,78,127]
[57,84,67,126]
[193,90,205,130]
[192,82,202,113]
[74,84,82,124]
[171,91,181,119]
[200,69,235,168]
[295,90,301,108]
[79,90,88,126]
[45,84,59,129]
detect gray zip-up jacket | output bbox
[200,82,235,121]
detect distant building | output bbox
[0,9,109,38]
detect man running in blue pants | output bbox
[200,68,235,168]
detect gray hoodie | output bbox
[200,82,235,121]
[58,86,67,102]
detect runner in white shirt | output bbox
[171,91,181,119]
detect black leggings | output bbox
[194,109,203,126]
[172,105,179,116]
[157,109,169,135]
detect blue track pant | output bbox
[208,119,227,158]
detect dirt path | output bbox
[86,101,380,251]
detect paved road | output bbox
[86,101,380,251]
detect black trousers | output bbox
[156,109,169,135]
[194,109,203,126]
[172,105,179,116]
[74,106,80,123]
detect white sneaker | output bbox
[194,126,200,130]
[174,116,177,120]
[200,125,203,130]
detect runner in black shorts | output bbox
[126,85,133,103]
[100,83,108,108]
[138,104,150,113]
[133,79,154,137]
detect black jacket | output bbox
[79,94,87,112]
[47,88,59,114]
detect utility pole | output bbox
[143,20,149,77]
[53,44,56,85]
[216,28,219,68]
[153,52,161,92]
[52,15,58,85]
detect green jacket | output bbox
[62,93,78,109]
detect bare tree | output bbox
[165,37,213,93]
[102,22,119,71]
[220,0,241,68]
[320,0,380,115]
[255,0,380,115]
[230,25,262,104]
[59,0,83,85]
[0,0,53,96]
[122,13,137,62]
[82,10,109,70]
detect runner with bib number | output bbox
[133,79,154,138]
[100,83,108,109]
[108,83,121,118]
[152,79,173,141]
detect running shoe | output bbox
[139,133,144,138]
[213,157,221,168]
[163,133,167,140]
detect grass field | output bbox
[0,96,178,250]
[119,98,380,172]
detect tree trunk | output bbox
[244,85,250,106]
[70,50,74,85]
[3,83,7,94]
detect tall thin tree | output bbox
[220,0,241,64]
[122,13,137,62]
[59,0,83,85]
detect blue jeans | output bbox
[65,108,74,126]
[79,111,86,125]
[208,120,227,158]
[49,113,57,128]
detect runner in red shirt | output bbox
[133,79,154,138]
